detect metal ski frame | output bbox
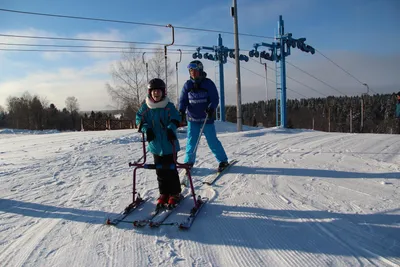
[106,124,148,225]
[130,119,203,211]
[172,143,201,210]
[107,114,208,227]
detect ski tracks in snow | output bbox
[205,130,400,267]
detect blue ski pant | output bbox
[184,121,228,165]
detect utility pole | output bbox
[232,0,242,131]
[350,109,353,133]
[361,83,369,132]
[328,107,331,132]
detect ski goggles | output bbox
[187,63,201,70]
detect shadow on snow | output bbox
[0,196,398,260]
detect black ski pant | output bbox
[153,153,181,195]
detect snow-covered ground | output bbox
[0,122,399,267]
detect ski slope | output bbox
[0,123,399,267]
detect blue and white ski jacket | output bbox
[179,77,219,124]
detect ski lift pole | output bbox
[260,57,268,105]
[164,24,174,92]
[142,52,148,83]
[176,49,182,106]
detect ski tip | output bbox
[133,220,148,227]
[149,221,161,228]
[179,224,189,230]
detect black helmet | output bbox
[187,60,204,72]
[148,78,166,90]
[147,78,166,102]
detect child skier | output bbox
[136,78,182,209]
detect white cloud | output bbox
[0,60,115,111]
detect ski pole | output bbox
[190,112,209,161]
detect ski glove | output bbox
[179,110,186,122]
[205,107,214,117]
[146,128,155,142]
[167,128,176,141]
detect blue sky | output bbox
[0,0,399,111]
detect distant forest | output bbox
[1,93,399,134]
[227,93,400,134]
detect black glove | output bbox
[167,128,176,141]
[146,128,155,142]
[205,107,214,117]
[179,110,185,122]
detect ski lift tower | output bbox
[248,15,315,127]
[192,34,249,121]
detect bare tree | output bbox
[30,96,44,130]
[106,46,146,115]
[6,94,30,129]
[65,96,79,113]
[106,46,176,117]
[0,105,5,128]
[65,96,80,130]
[39,96,50,110]
[149,50,176,101]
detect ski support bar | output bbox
[171,142,200,209]
[128,125,147,203]
[128,129,179,203]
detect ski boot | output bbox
[217,162,229,172]
[167,194,181,210]
[156,194,169,210]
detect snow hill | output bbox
[0,122,399,267]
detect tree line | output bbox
[225,93,400,134]
[0,93,82,131]
[1,91,399,134]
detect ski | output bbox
[132,194,186,228]
[105,197,148,226]
[132,207,166,227]
[202,159,238,185]
[179,196,208,230]
[148,194,186,227]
